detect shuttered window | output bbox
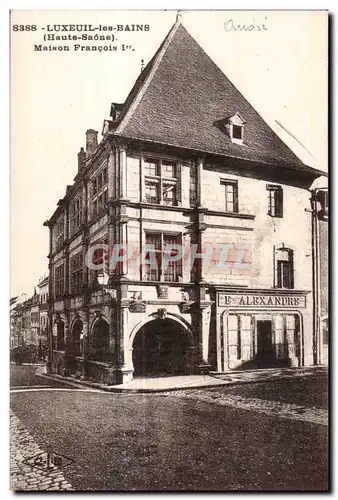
[221,180,238,213]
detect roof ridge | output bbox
[115,18,182,135]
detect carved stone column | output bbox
[81,307,90,379]
[196,157,204,208]
[119,145,128,200]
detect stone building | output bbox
[30,289,40,347]
[44,19,326,384]
[37,276,49,358]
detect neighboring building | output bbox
[44,19,326,384]
[10,297,20,348]
[37,276,49,359]
[30,288,40,347]
[21,298,32,345]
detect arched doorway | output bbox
[55,321,65,351]
[90,319,110,362]
[71,319,83,358]
[132,318,193,377]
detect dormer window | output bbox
[224,112,245,144]
[232,124,243,140]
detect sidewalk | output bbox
[10,410,73,491]
[36,365,327,393]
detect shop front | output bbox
[215,289,311,372]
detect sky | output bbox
[10,9,328,298]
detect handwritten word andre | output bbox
[224,17,268,32]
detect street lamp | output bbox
[97,271,117,300]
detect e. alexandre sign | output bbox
[218,294,306,308]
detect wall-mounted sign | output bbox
[218,294,306,308]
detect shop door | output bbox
[256,320,274,367]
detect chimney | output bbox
[77,147,86,171]
[86,129,98,157]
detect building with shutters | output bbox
[44,18,327,384]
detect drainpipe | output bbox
[310,188,321,365]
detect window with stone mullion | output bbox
[144,158,180,206]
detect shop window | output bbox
[285,315,296,358]
[274,315,285,358]
[228,315,240,360]
[276,248,294,289]
[240,315,252,360]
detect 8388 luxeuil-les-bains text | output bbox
[33,23,149,51]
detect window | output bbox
[228,315,240,360]
[226,113,245,143]
[144,233,182,282]
[89,238,108,286]
[221,180,238,213]
[267,185,283,218]
[55,217,64,250]
[91,168,108,218]
[70,252,83,294]
[55,264,64,298]
[69,195,83,235]
[232,125,243,140]
[144,158,180,206]
[276,248,294,289]
[189,165,198,207]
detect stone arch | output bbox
[90,316,110,362]
[54,315,65,351]
[129,313,194,377]
[69,316,83,358]
[129,312,193,345]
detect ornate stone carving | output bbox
[156,285,168,299]
[156,308,167,319]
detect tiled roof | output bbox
[115,21,316,171]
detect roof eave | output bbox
[113,133,326,178]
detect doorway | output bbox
[256,320,275,367]
[132,318,193,377]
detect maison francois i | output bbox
[44,19,326,385]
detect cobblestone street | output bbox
[10,410,73,491]
[10,365,328,491]
[163,391,328,426]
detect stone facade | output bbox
[44,19,325,384]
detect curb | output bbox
[35,369,327,394]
